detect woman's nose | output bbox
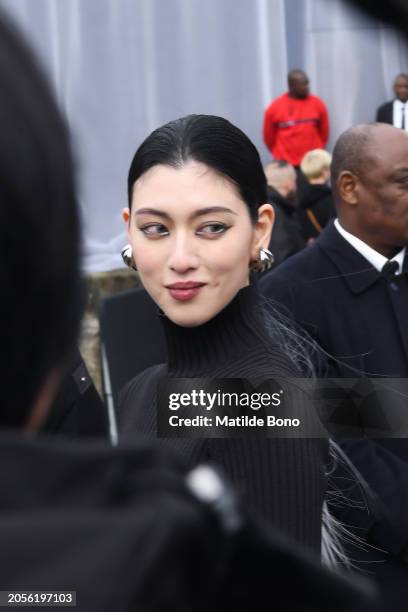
[167,235,199,273]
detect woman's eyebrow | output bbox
[134,206,238,219]
[191,206,238,219]
[134,207,170,219]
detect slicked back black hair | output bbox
[127,114,267,222]
[0,14,81,426]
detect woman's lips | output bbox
[166,282,206,301]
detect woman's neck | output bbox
[160,284,266,376]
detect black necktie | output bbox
[382,260,399,279]
[382,260,399,291]
[402,105,405,130]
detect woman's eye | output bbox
[197,223,230,236]
[140,223,169,237]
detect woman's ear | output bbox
[251,203,275,258]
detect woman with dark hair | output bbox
[119,114,328,555]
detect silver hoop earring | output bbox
[250,247,274,273]
[121,244,137,271]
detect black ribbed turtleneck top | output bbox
[119,285,327,554]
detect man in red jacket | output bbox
[263,69,329,166]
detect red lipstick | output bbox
[166,281,206,301]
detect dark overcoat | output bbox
[260,220,408,611]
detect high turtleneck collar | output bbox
[159,283,267,377]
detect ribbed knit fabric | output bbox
[119,285,327,554]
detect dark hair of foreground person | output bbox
[0,11,81,428]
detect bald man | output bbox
[260,123,408,610]
[376,73,408,128]
[263,69,329,166]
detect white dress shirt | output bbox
[393,98,408,130]
[334,219,406,274]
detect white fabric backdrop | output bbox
[0,0,407,271]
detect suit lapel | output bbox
[315,221,381,294]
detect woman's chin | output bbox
[167,313,212,328]
[164,304,219,328]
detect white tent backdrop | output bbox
[0,0,407,271]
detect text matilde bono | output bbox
[168,389,284,411]
[168,414,301,428]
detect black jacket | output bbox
[0,431,375,612]
[43,350,108,438]
[261,220,408,377]
[296,182,336,240]
[376,100,393,124]
[267,186,305,267]
[260,220,408,610]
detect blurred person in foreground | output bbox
[297,148,335,243]
[376,73,408,128]
[264,161,305,267]
[0,11,377,611]
[263,69,329,167]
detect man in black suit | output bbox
[260,122,408,610]
[376,73,408,127]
